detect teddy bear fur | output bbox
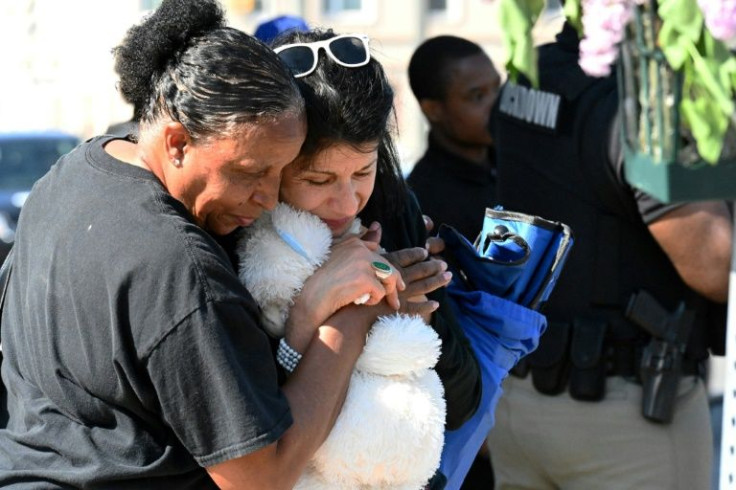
[236,203,446,490]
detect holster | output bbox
[527,321,571,395]
[639,338,682,424]
[568,318,608,401]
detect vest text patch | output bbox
[498,83,562,131]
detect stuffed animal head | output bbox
[237,203,333,337]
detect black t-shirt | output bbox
[407,135,497,241]
[0,136,292,488]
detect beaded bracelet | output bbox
[277,338,303,374]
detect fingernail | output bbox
[443,271,453,281]
[439,261,448,271]
[369,221,380,231]
[424,241,430,250]
[431,300,440,310]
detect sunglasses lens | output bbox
[329,37,369,66]
[277,45,315,76]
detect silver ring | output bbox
[371,261,393,280]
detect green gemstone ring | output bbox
[371,261,393,280]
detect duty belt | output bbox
[510,343,705,384]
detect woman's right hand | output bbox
[285,234,403,351]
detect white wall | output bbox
[0,0,563,173]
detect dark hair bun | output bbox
[113,0,225,115]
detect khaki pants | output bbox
[487,375,712,490]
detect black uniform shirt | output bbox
[491,22,714,361]
[407,134,497,241]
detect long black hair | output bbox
[270,29,408,225]
[113,0,303,142]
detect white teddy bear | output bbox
[236,202,446,490]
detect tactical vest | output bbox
[492,40,716,400]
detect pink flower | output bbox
[698,0,736,41]
[579,0,637,77]
[579,40,620,76]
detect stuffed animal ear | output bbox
[271,203,332,267]
[355,314,442,377]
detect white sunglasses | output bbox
[274,34,371,78]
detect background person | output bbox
[407,35,502,242]
[253,14,309,44]
[487,22,733,490]
[0,1,438,488]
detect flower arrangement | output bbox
[499,0,736,165]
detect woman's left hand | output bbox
[381,246,452,322]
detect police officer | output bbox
[487,22,732,489]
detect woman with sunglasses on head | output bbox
[270,29,482,442]
[0,1,438,489]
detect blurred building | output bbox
[0,1,143,138]
[0,0,563,173]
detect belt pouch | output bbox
[528,321,571,395]
[568,318,608,401]
[640,338,682,424]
